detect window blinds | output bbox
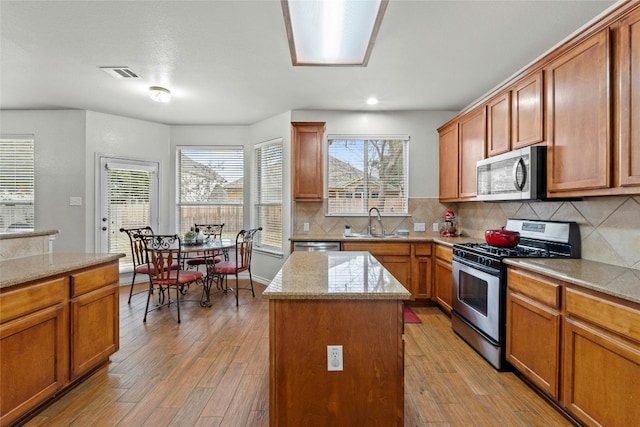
[0,137,35,232]
[254,139,283,252]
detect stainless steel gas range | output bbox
[451,219,580,370]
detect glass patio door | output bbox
[97,156,159,271]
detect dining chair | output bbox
[120,226,155,303]
[139,234,203,323]
[209,227,261,306]
[186,223,226,269]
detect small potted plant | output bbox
[184,230,197,245]
[344,223,352,237]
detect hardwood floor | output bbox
[21,280,574,426]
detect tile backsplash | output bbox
[293,195,640,270]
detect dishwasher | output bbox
[293,241,341,252]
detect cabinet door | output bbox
[434,257,452,315]
[378,255,411,291]
[0,304,67,426]
[617,8,640,187]
[292,122,325,201]
[487,91,511,156]
[563,318,640,426]
[511,70,544,149]
[458,106,486,198]
[70,283,119,379]
[506,292,561,399]
[546,29,611,194]
[438,122,459,201]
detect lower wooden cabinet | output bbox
[0,261,120,426]
[563,288,640,426]
[342,242,432,301]
[434,245,453,314]
[506,266,640,425]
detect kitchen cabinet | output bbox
[511,70,544,149]
[506,268,562,399]
[487,91,511,156]
[69,264,119,379]
[433,244,453,315]
[563,287,640,426]
[616,7,640,187]
[292,122,325,201]
[0,260,120,426]
[546,29,611,195]
[0,278,68,427]
[458,106,486,199]
[412,244,433,300]
[342,241,432,301]
[438,122,459,201]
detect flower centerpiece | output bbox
[184,230,197,245]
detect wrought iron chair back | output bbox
[187,223,227,269]
[138,234,203,323]
[194,223,224,241]
[211,227,261,306]
[119,226,154,303]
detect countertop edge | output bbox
[261,291,412,300]
[1,252,125,289]
[0,229,60,240]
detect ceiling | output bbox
[0,0,618,126]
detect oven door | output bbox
[452,259,502,343]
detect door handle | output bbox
[102,226,107,231]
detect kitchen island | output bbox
[0,252,123,426]
[263,251,410,427]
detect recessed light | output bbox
[366,97,379,105]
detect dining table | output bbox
[180,238,234,307]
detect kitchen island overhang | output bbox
[263,251,410,427]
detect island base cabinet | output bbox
[0,304,67,427]
[563,318,640,426]
[269,299,404,426]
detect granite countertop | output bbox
[504,258,640,305]
[0,252,125,289]
[263,251,411,300]
[0,229,59,240]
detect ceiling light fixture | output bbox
[366,97,379,105]
[282,0,388,66]
[149,86,171,103]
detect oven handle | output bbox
[452,256,501,276]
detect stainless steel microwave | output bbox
[476,146,546,201]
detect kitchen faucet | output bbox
[368,207,385,236]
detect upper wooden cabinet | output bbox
[546,29,611,194]
[617,7,640,187]
[458,106,486,199]
[292,122,325,201]
[487,91,511,156]
[511,70,544,149]
[438,122,459,201]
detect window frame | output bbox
[253,138,284,255]
[175,145,244,238]
[0,135,35,233]
[325,134,410,217]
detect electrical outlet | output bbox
[303,222,309,232]
[327,345,343,371]
[413,222,426,232]
[69,196,82,206]
[433,222,439,232]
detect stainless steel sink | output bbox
[345,233,402,239]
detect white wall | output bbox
[85,111,170,250]
[0,110,86,253]
[291,110,457,198]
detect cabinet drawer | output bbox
[566,287,640,344]
[414,243,432,256]
[435,245,452,262]
[0,277,67,323]
[342,242,411,256]
[507,268,561,309]
[70,262,119,297]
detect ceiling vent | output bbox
[100,66,140,79]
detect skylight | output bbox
[282,0,388,66]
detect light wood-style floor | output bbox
[22,280,574,426]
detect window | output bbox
[327,135,409,215]
[0,136,35,232]
[254,138,283,253]
[177,146,244,238]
